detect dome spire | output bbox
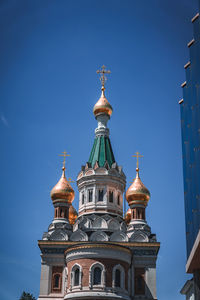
[126,152,150,206]
[132,151,143,173]
[93,65,113,117]
[96,65,111,89]
[59,150,70,178]
[51,151,74,203]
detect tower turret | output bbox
[42,151,76,240]
[77,66,126,219]
[126,167,150,223]
[125,153,156,243]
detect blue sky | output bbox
[0,0,199,299]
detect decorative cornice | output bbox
[64,243,131,255]
[38,240,160,248]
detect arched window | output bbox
[93,267,102,285]
[89,262,105,288]
[51,266,63,293]
[115,269,121,287]
[88,189,93,202]
[74,268,80,286]
[112,265,125,289]
[71,264,82,289]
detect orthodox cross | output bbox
[132,152,143,169]
[59,150,70,169]
[96,65,111,87]
[68,178,75,184]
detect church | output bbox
[37,66,160,300]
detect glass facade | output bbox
[180,4,200,258]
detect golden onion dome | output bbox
[124,208,131,224]
[93,87,113,117]
[126,168,150,206]
[69,205,78,225]
[51,167,75,203]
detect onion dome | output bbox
[126,168,150,206]
[51,166,75,203]
[124,208,131,224]
[93,87,113,117]
[69,205,78,225]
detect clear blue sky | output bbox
[0,0,198,299]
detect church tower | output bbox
[38,66,160,300]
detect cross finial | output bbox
[68,177,75,184]
[59,150,70,170]
[96,65,111,88]
[132,152,143,170]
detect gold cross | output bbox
[132,152,143,169]
[59,150,70,169]
[96,65,111,87]
[68,178,75,183]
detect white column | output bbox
[39,263,51,295]
[146,267,157,299]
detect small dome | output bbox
[126,168,150,206]
[69,205,78,225]
[124,208,131,224]
[51,167,75,203]
[93,87,113,117]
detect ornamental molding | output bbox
[65,248,131,265]
[65,243,131,255]
[64,289,131,300]
[133,249,157,256]
[42,248,66,254]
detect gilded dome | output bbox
[124,208,131,224]
[93,87,113,117]
[69,205,78,225]
[126,168,150,206]
[51,167,75,203]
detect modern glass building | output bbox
[180,2,200,299]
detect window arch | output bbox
[71,264,82,289]
[112,264,125,289]
[89,262,105,288]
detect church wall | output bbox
[67,257,129,290]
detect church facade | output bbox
[38,66,160,300]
